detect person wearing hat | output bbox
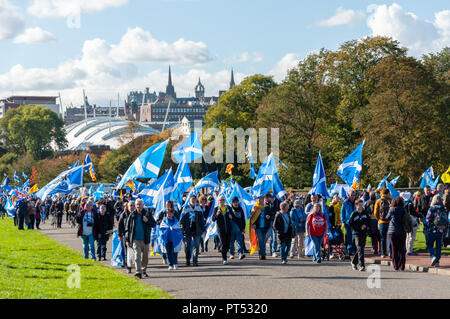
[401,191,419,256]
[229,196,246,260]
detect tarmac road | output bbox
[40,221,450,299]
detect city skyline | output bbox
[0,0,448,107]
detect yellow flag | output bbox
[442,166,450,183]
[125,179,135,192]
[27,184,39,195]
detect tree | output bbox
[0,105,67,160]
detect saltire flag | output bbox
[225,164,234,175]
[310,152,330,198]
[390,176,400,186]
[4,197,16,218]
[171,156,193,205]
[430,174,441,190]
[203,197,218,244]
[69,161,79,169]
[93,184,104,202]
[14,171,19,183]
[245,137,256,179]
[1,176,11,188]
[337,140,365,187]
[154,168,175,215]
[117,139,169,189]
[386,181,400,199]
[111,230,123,267]
[22,179,30,192]
[139,169,173,208]
[22,172,28,180]
[115,175,121,185]
[157,216,184,253]
[172,132,203,163]
[442,166,450,183]
[376,172,391,191]
[328,182,350,201]
[227,181,256,232]
[88,186,93,196]
[35,165,85,200]
[420,168,435,189]
[193,171,220,193]
[27,184,38,195]
[83,154,93,172]
[251,153,278,198]
[134,180,146,193]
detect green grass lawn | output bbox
[0,219,172,299]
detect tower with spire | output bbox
[195,77,205,99]
[166,65,176,99]
[229,68,236,89]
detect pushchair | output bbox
[322,226,346,261]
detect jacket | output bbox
[374,194,391,224]
[94,212,113,239]
[426,205,447,234]
[230,205,246,231]
[340,199,355,225]
[125,208,156,245]
[212,205,232,236]
[416,194,432,218]
[180,204,205,237]
[252,203,272,230]
[117,210,130,238]
[330,200,342,225]
[290,207,306,233]
[385,207,406,235]
[349,210,371,236]
[76,210,97,237]
[273,211,294,243]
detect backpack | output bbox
[379,198,390,220]
[434,206,449,229]
[402,209,413,233]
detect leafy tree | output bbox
[0,105,67,160]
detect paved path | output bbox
[39,221,450,299]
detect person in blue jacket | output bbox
[289,200,306,258]
[341,189,356,255]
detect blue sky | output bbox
[0,0,448,106]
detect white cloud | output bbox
[110,27,213,66]
[367,3,450,56]
[28,0,128,18]
[0,0,26,40]
[317,7,365,27]
[268,53,299,82]
[13,27,57,44]
[224,52,263,64]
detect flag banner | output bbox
[203,198,218,244]
[305,236,314,256]
[22,172,28,180]
[225,164,234,175]
[310,152,330,198]
[158,216,184,253]
[386,181,400,199]
[420,169,435,189]
[93,184,104,202]
[442,166,450,184]
[117,139,169,189]
[1,176,11,188]
[246,137,256,179]
[376,173,391,191]
[390,176,400,186]
[337,140,365,187]
[171,156,193,205]
[14,171,19,183]
[36,165,85,200]
[111,230,123,267]
[172,132,203,163]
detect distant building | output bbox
[0,96,60,118]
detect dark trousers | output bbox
[57,214,63,228]
[369,219,380,254]
[389,233,406,271]
[35,218,41,229]
[184,235,201,265]
[96,236,108,259]
[28,215,35,229]
[18,214,25,230]
[344,224,356,255]
[121,238,128,267]
[378,223,390,256]
[218,231,231,260]
[166,242,178,267]
[352,234,367,267]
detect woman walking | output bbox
[212,196,233,264]
[306,203,328,263]
[76,200,97,260]
[158,200,183,270]
[289,200,306,258]
[385,197,410,271]
[426,195,448,267]
[273,201,294,264]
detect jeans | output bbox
[255,228,269,256]
[280,241,291,262]
[352,234,366,268]
[268,222,278,254]
[166,242,178,267]
[229,224,244,256]
[81,234,96,260]
[120,238,127,267]
[96,236,108,259]
[311,235,323,261]
[426,231,443,262]
[378,223,391,256]
[344,224,355,255]
[184,235,201,265]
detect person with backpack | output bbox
[426,195,448,267]
[401,192,419,256]
[273,201,294,264]
[374,188,391,258]
[385,196,410,271]
[349,199,370,271]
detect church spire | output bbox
[166,65,176,99]
[229,68,235,89]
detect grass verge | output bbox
[0,219,172,299]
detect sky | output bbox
[0,0,449,107]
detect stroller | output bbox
[322,225,345,261]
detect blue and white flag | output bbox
[5,197,16,218]
[386,181,400,199]
[1,176,11,189]
[158,216,184,253]
[69,161,79,169]
[376,172,391,190]
[227,182,255,222]
[171,156,193,205]
[246,137,256,179]
[328,182,350,201]
[310,152,330,198]
[110,230,123,267]
[172,132,203,163]
[93,184,104,202]
[390,176,400,186]
[22,179,30,193]
[420,168,436,189]
[337,140,365,187]
[251,153,278,198]
[154,169,175,215]
[117,139,169,189]
[139,169,174,208]
[36,165,85,200]
[13,171,19,183]
[22,172,28,180]
[83,154,93,172]
[203,198,218,244]
[193,171,220,192]
[430,174,441,190]
[422,166,435,180]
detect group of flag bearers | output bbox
[1,133,449,277]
